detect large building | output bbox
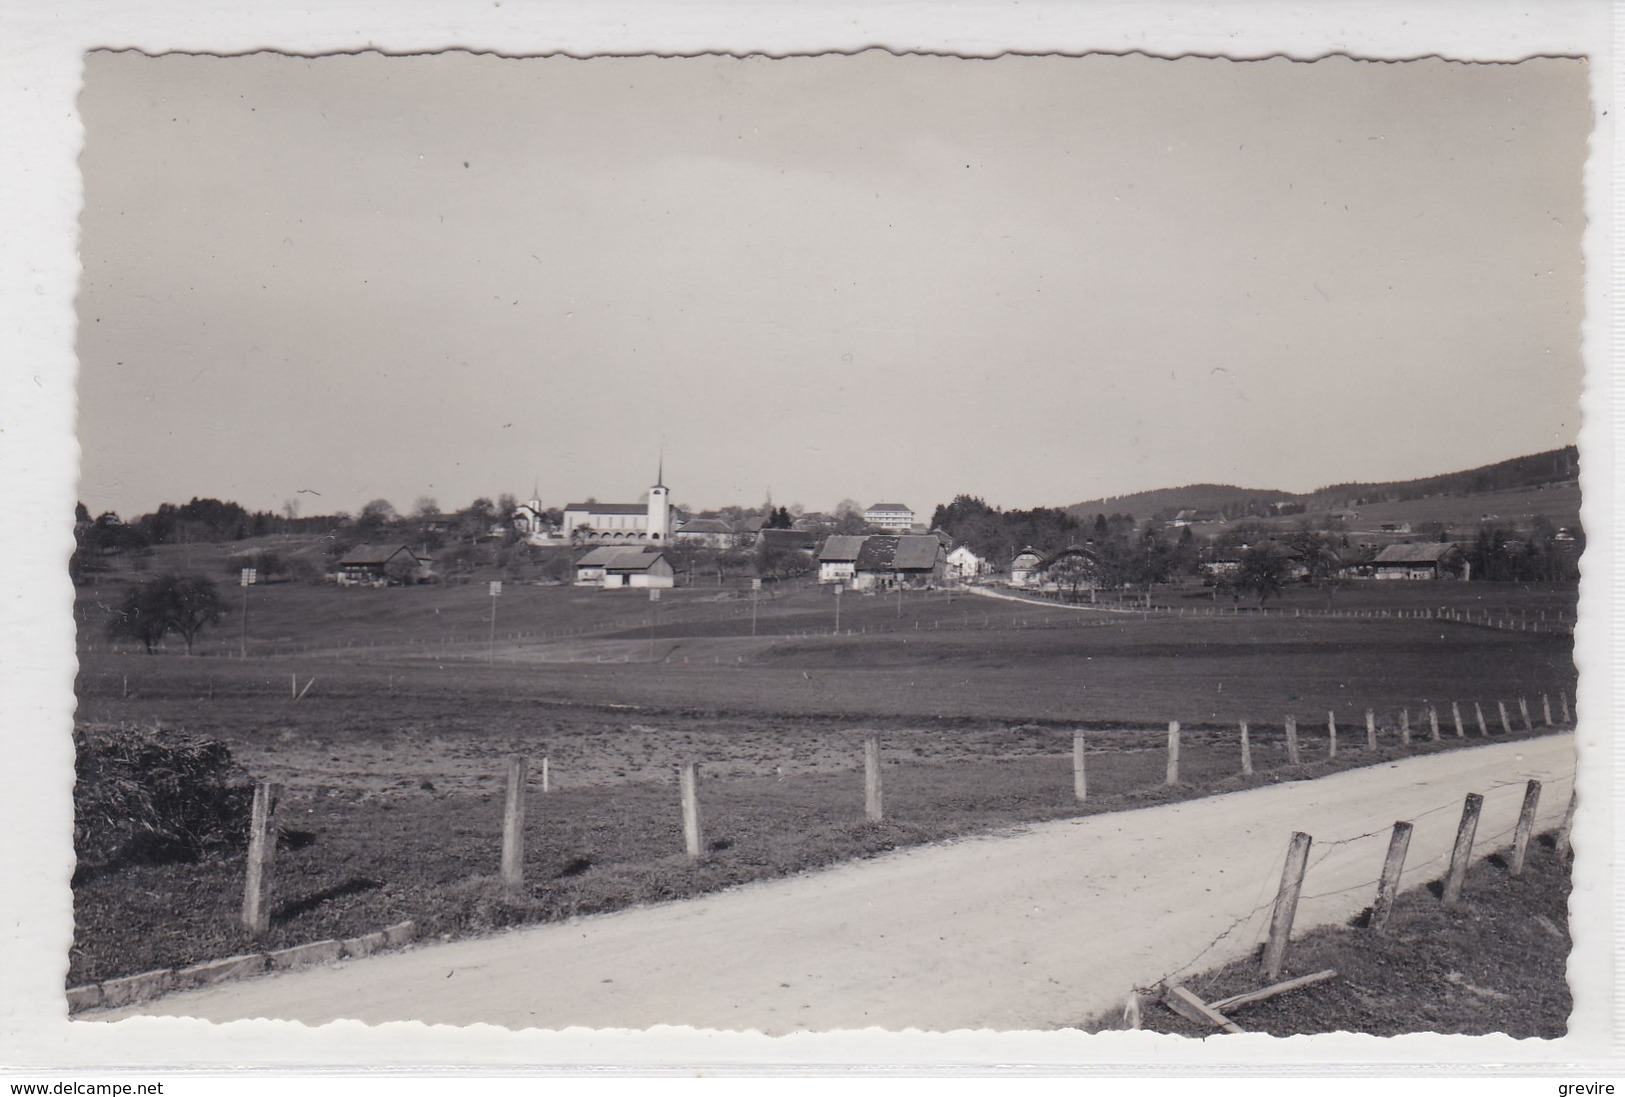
[863,502,916,531]
[560,463,677,546]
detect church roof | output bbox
[562,502,647,515]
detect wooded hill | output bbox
[1065,446,1579,524]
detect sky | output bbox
[75,49,1591,520]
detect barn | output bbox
[336,544,428,587]
[851,535,945,591]
[574,546,676,589]
[817,535,867,584]
[1371,542,1469,581]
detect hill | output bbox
[1066,446,1578,523]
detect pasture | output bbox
[69,574,1579,988]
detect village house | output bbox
[755,527,819,552]
[863,502,916,531]
[1008,546,1046,587]
[335,544,429,587]
[1370,542,1469,581]
[817,534,867,584]
[573,546,676,589]
[945,543,987,581]
[672,517,738,549]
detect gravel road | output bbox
[95,734,1574,1033]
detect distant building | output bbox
[756,527,819,553]
[672,518,738,549]
[560,462,677,546]
[1009,546,1046,587]
[511,499,557,543]
[1370,542,1469,581]
[863,502,916,531]
[573,546,676,589]
[336,544,429,587]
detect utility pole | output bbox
[239,567,256,658]
[751,577,761,637]
[488,580,501,663]
[649,586,660,661]
[834,582,842,634]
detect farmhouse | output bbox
[863,502,916,531]
[817,535,867,584]
[573,546,676,589]
[560,463,677,545]
[1370,542,1469,581]
[1008,547,1046,587]
[852,535,946,591]
[756,528,819,552]
[336,544,429,587]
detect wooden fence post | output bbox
[1452,701,1465,739]
[1369,821,1414,934]
[1240,722,1253,776]
[1441,792,1484,908]
[1497,701,1514,736]
[1518,697,1533,732]
[1166,721,1180,785]
[1542,693,1553,727]
[1474,702,1490,737]
[1262,832,1313,980]
[1428,706,1441,742]
[1510,780,1542,877]
[1560,690,1571,725]
[501,755,527,891]
[1072,732,1087,801]
[541,756,551,793]
[241,781,282,936]
[1558,790,1578,857]
[1365,709,1376,752]
[865,736,884,822]
[1326,712,1337,759]
[1285,716,1300,766]
[1399,709,1411,747]
[680,762,704,857]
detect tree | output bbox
[1235,545,1290,608]
[107,575,226,654]
[1283,526,1344,608]
[356,498,398,540]
[832,499,867,535]
[413,496,440,519]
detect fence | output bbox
[1129,768,1578,1033]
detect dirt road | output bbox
[96,735,1574,1032]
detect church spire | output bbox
[655,449,665,490]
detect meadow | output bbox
[69,571,1579,989]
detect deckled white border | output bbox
[0,0,1614,1074]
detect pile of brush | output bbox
[73,723,254,876]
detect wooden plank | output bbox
[1209,969,1338,1012]
[1428,706,1441,742]
[1284,716,1300,765]
[680,761,704,857]
[1452,701,1466,739]
[1239,721,1253,776]
[1163,985,1245,1034]
[1072,731,1087,802]
[1326,711,1337,759]
[1365,708,1376,751]
[500,755,527,891]
[1166,721,1181,786]
[241,781,282,936]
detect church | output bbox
[559,464,678,545]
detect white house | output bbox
[573,546,676,589]
[945,544,987,581]
[863,502,915,531]
[560,462,677,546]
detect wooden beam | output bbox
[1209,969,1338,1013]
[1163,985,1245,1034]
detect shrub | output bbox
[73,724,254,875]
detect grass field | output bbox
[69,574,1579,990]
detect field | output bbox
[69,572,1580,991]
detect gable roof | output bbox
[758,528,817,550]
[892,535,944,570]
[562,502,648,516]
[575,547,668,571]
[818,535,868,562]
[339,544,420,566]
[676,518,735,535]
[855,536,899,570]
[1373,542,1463,564]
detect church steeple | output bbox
[655,449,665,490]
[647,452,670,540]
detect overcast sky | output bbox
[75,49,1589,519]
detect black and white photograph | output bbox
[1,0,1618,1080]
